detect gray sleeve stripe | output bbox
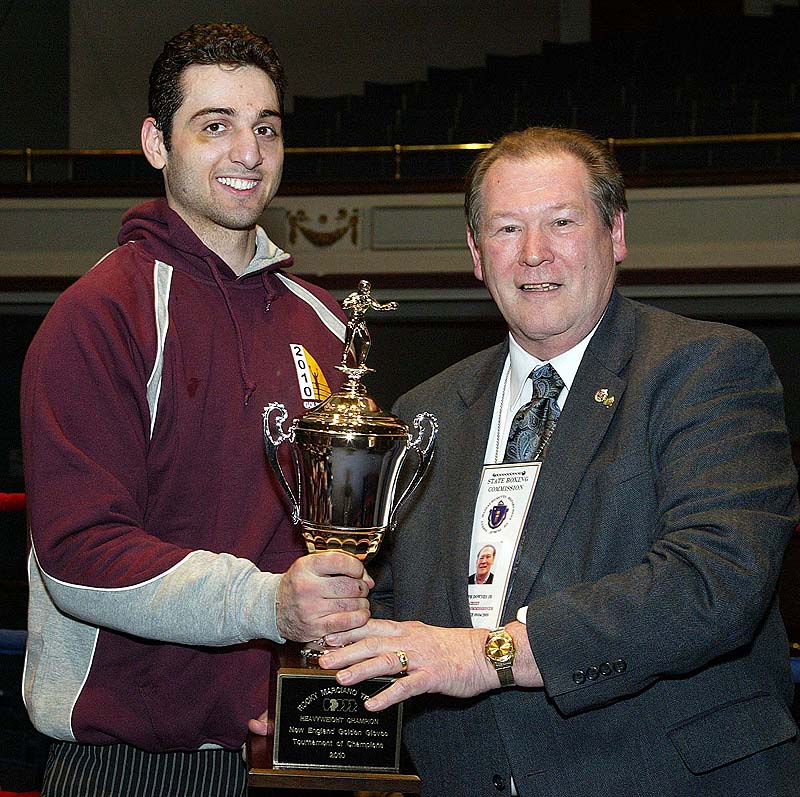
[32,541,283,646]
[89,247,117,271]
[24,547,98,741]
[146,260,173,439]
[32,541,201,592]
[69,616,100,740]
[275,272,346,342]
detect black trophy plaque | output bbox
[273,668,402,772]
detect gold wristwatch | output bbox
[485,627,516,687]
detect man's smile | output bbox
[520,282,560,292]
[216,176,260,191]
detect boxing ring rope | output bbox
[0,493,26,513]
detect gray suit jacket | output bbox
[377,291,800,796]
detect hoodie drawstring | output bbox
[209,264,257,405]
[261,270,278,315]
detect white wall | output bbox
[70,1,559,148]
[1,184,798,279]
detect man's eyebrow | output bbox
[487,202,583,218]
[189,107,235,122]
[189,107,282,122]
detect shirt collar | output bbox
[507,313,605,404]
[238,225,291,277]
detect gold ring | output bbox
[395,649,409,674]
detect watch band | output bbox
[496,663,515,687]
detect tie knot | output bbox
[530,364,564,400]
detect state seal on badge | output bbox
[481,494,515,533]
[488,500,509,529]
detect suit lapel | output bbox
[439,344,507,627]
[502,292,636,621]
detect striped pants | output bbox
[41,741,248,797]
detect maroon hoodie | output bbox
[21,199,346,751]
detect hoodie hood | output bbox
[118,198,294,405]
[117,198,293,281]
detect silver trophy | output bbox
[258,282,435,778]
[263,281,438,562]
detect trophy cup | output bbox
[257,281,437,783]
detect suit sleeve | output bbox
[526,330,799,715]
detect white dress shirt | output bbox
[483,325,599,465]
[478,321,603,624]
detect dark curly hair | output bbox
[148,22,285,150]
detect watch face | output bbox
[487,633,514,664]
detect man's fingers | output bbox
[331,653,393,684]
[247,716,274,736]
[319,625,372,650]
[325,596,371,614]
[319,635,395,671]
[319,607,371,637]
[327,575,370,599]
[308,550,371,581]
[295,606,371,643]
[324,618,397,649]
[364,673,421,711]
[277,551,377,642]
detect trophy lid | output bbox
[296,388,408,437]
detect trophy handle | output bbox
[263,403,301,525]
[389,412,438,531]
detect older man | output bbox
[469,544,496,585]
[319,127,800,795]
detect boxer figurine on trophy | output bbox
[339,280,398,379]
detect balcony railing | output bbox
[2,132,799,188]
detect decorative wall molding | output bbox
[287,208,359,248]
[0,183,797,279]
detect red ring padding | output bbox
[0,493,26,512]
[0,792,40,796]
[0,493,37,797]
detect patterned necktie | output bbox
[503,364,564,463]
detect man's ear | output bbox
[141,118,167,170]
[611,210,627,264]
[467,227,484,283]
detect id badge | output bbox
[468,462,540,628]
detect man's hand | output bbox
[247,709,273,737]
[318,619,542,711]
[276,552,374,642]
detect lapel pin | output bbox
[594,389,615,408]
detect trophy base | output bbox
[301,523,385,561]
[248,732,421,793]
[247,647,420,792]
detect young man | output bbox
[317,128,800,795]
[22,23,370,796]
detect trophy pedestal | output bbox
[247,646,420,793]
[247,733,421,793]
